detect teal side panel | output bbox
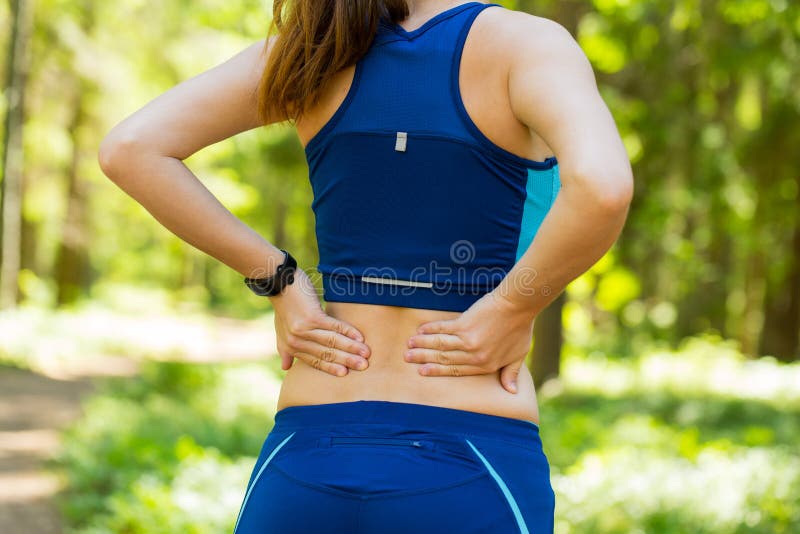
[551,164,561,204]
[515,165,561,262]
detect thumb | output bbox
[500,360,522,394]
[281,352,294,371]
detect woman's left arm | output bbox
[99,38,373,375]
[403,13,634,393]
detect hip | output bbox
[234,399,554,534]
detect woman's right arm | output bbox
[404,12,633,392]
[501,15,634,312]
[98,37,371,376]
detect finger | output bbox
[407,333,464,351]
[499,360,523,394]
[306,328,370,358]
[280,352,293,371]
[293,352,349,377]
[404,348,472,366]
[292,338,369,371]
[416,318,461,335]
[316,314,365,343]
[417,363,487,377]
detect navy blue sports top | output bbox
[304,1,560,312]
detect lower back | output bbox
[276,301,541,424]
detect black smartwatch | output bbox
[244,249,297,297]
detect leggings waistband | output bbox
[272,400,539,445]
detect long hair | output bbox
[257,0,409,125]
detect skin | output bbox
[98,1,633,425]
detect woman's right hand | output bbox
[270,267,371,376]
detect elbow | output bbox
[572,165,634,215]
[597,172,634,214]
[97,127,148,183]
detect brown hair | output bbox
[257,0,409,125]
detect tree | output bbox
[0,0,34,309]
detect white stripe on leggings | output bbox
[466,439,530,534]
[233,432,296,534]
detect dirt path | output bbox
[0,358,140,534]
[0,367,93,533]
[0,311,278,533]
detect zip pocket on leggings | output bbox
[320,436,434,450]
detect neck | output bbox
[404,0,484,18]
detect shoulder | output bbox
[479,5,574,43]
[477,6,589,71]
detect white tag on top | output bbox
[395,131,407,152]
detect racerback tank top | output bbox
[304,1,561,312]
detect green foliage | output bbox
[553,444,800,533]
[539,335,800,532]
[73,444,254,534]
[51,360,280,532]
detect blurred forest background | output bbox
[0,0,798,533]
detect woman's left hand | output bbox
[403,290,537,394]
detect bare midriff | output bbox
[276,301,540,424]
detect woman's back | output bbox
[280,2,558,423]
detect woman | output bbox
[99,1,633,532]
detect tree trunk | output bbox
[760,204,800,362]
[0,0,34,309]
[751,93,800,361]
[54,88,91,306]
[529,291,566,388]
[272,188,288,248]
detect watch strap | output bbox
[244,249,297,297]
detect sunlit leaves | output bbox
[670,0,702,31]
[578,13,628,73]
[596,266,641,312]
[723,181,756,220]
[734,75,762,130]
[622,131,643,163]
[719,0,773,25]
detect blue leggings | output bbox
[233,400,555,533]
